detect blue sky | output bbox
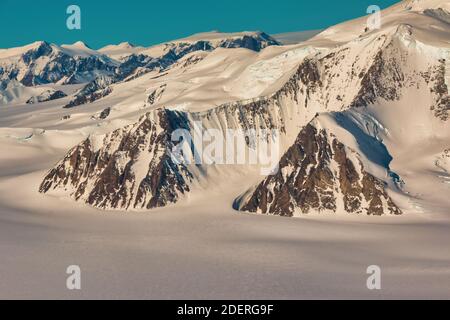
[0,0,400,49]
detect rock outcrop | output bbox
[39,109,193,210]
[235,122,402,216]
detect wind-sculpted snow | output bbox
[429,60,450,121]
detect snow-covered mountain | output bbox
[2,0,449,217]
[99,31,280,60]
[0,32,280,106]
[235,0,449,216]
[0,41,117,88]
[234,115,403,216]
[39,109,193,209]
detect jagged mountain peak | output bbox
[178,30,278,43]
[0,40,54,60]
[0,39,118,88]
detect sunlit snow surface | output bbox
[0,0,450,299]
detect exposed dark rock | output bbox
[429,60,449,121]
[218,33,279,51]
[236,123,402,216]
[21,41,53,65]
[174,54,206,69]
[91,107,111,120]
[39,109,193,210]
[147,84,167,105]
[350,48,404,108]
[26,89,67,104]
[37,29,433,214]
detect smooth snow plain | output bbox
[0,133,449,299]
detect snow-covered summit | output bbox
[309,0,450,46]
[0,41,53,60]
[403,0,450,11]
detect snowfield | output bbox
[0,0,450,299]
[0,144,450,299]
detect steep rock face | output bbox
[428,59,450,121]
[172,52,207,69]
[38,53,328,210]
[185,52,347,140]
[312,24,449,119]
[115,54,154,79]
[236,122,402,216]
[39,109,193,210]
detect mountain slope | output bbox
[0,41,117,88]
[39,109,193,210]
[235,116,402,216]
[0,32,280,107]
